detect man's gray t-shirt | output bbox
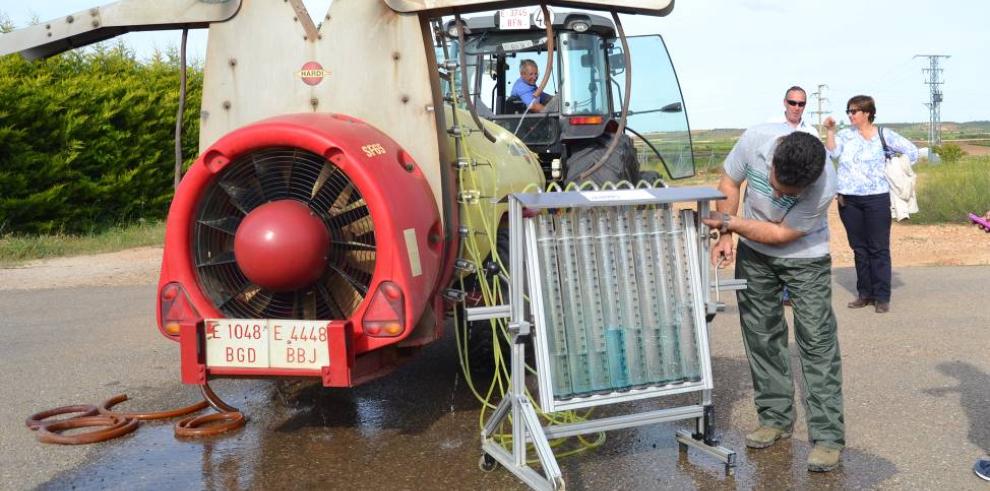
[723,123,836,259]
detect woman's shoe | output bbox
[847,297,874,309]
[975,458,990,481]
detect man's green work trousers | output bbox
[735,241,845,448]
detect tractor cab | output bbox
[441,9,696,183]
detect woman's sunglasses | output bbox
[846,108,863,115]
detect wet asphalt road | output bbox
[1,266,989,490]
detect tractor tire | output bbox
[460,226,511,377]
[460,226,535,377]
[564,133,640,186]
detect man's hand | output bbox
[710,235,734,266]
[702,212,734,266]
[702,211,730,232]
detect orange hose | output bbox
[99,394,209,420]
[35,415,139,445]
[25,404,98,431]
[174,411,246,437]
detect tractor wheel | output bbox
[563,133,640,186]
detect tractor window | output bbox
[559,33,608,116]
[436,40,485,112]
[609,35,696,179]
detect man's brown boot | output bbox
[847,297,874,309]
[807,444,842,472]
[745,426,792,449]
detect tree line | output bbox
[0,40,202,234]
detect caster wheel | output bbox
[479,454,498,472]
[725,464,736,476]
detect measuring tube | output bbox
[632,207,664,384]
[614,206,645,387]
[575,208,611,391]
[594,207,628,390]
[668,209,700,380]
[556,210,594,393]
[652,205,680,382]
[536,213,573,397]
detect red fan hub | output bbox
[233,200,330,291]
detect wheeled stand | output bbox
[478,341,736,489]
[471,189,737,489]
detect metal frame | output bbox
[470,188,735,490]
[525,205,712,412]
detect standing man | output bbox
[778,86,817,306]
[510,59,553,112]
[702,127,843,472]
[782,85,818,135]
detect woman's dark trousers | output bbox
[838,193,892,302]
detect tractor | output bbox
[441,8,696,184]
[0,0,695,389]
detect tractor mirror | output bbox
[608,53,625,71]
[660,102,683,113]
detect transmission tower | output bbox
[809,84,829,135]
[914,54,950,149]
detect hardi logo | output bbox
[297,61,327,86]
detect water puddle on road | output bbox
[35,342,895,490]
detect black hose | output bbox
[174,28,188,190]
[455,14,496,143]
[534,2,555,109]
[577,12,631,182]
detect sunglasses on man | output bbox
[786,100,806,107]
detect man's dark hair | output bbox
[784,85,806,98]
[847,94,876,123]
[772,132,826,189]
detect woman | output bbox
[823,95,918,313]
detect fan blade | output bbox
[311,163,339,200]
[326,273,364,316]
[326,263,370,296]
[314,282,347,319]
[340,214,374,242]
[331,200,368,225]
[330,240,376,251]
[198,216,241,235]
[218,180,263,214]
[197,250,237,268]
[301,290,317,319]
[216,282,270,314]
[252,152,289,201]
[328,185,356,217]
[343,251,376,274]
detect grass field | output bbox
[0,220,165,267]
[912,155,990,224]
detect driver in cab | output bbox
[511,59,555,112]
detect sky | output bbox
[2,0,988,129]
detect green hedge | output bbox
[0,43,202,234]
